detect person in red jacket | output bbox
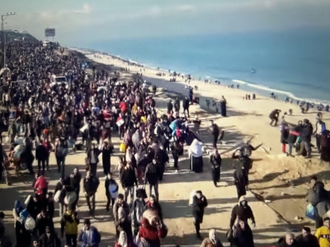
[138,217,167,247]
[34,172,48,201]
[119,101,128,114]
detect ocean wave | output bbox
[232,79,330,105]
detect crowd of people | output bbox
[0,40,329,247]
[268,108,330,161]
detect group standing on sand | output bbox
[0,39,329,247]
[268,108,330,161]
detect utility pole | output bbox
[1,12,16,69]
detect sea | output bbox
[80,28,330,105]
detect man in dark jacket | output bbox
[269,109,281,127]
[36,142,48,173]
[167,100,173,114]
[144,159,160,201]
[70,167,81,209]
[36,209,54,237]
[83,171,99,217]
[277,232,301,247]
[209,120,220,148]
[174,97,180,113]
[306,177,330,228]
[183,97,190,117]
[120,163,138,205]
[39,226,61,247]
[295,227,320,247]
[192,191,208,239]
[299,119,313,158]
[230,196,255,230]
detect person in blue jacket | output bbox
[78,219,101,247]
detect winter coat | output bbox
[39,233,61,247]
[306,182,330,217]
[233,225,254,247]
[120,167,138,188]
[230,197,255,228]
[295,234,320,247]
[301,123,313,142]
[78,226,101,247]
[192,195,208,223]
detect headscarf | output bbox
[118,231,128,247]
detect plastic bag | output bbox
[189,190,196,205]
[305,203,318,221]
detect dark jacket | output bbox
[192,195,208,223]
[120,167,138,187]
[306,181,330,217]
[83,176,100,196]
[295,234,320,247]
[301,123,313,142]
[233,225,254,247]
[230,198,255,228]
[269,109,280,119]
[276,237,301,247]
[144,163,159,185]
[71,173,81,194]
[39,233,61,247]
[36,144,48,161]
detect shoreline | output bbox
[72,47,330,106]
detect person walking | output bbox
[210,148,221,187]
[35,141,48,173]
[70,167,81,209]
[229,196,256,230]
[233,219,255,247]
[132,189,146,236]
[101,140,113,176]
[78,219,101,247]
[144,159,160,201]
[83,170,99,217]
[60,206,79,247]
[233,165,248,200]
[120,162,138,205]
[87,143,101,176]
[192,190,208,239]
[55,138,68,177]
[209,120,220,148]
[105,173,119,211]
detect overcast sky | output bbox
[2,0,330,46]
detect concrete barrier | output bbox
[198,96,221,114]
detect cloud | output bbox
[174,5,196,12]
[39,4,91,21]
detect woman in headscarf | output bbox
[210,148,221,187]
[200,229,224,247]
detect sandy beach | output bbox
[1,48,329,247]
[85,51,330,226]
